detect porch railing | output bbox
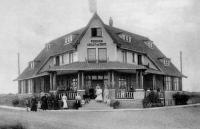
[58,91,77,100]
[116,90,134,99]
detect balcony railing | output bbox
[58,91,77,100]
[116,90,134,99]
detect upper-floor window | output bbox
[144,40,153,49]
[54,56,60,66]
[138,55,142,65]
[46,43,52,50]
[122,51,127,63]
[119,34,132,43]
[132,53,135,63]
[87,48,96,62]
[164,58,170,66]
[165,76,171,91]
[30,61,35,69]
[91,28,102,37]
[69,52,74,63]
[98,48,107,62]
[64,35,73,45]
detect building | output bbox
[15,13,185,106]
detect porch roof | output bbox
[46,62,146,72]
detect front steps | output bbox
[80,100,113,110]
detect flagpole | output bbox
[180,51,182,74]
[18,52,20,75]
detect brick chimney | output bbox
[109,17,113,27]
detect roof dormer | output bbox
[118,33,132,43]
[64,35,73,45]
[45,43,52,50]
[29,60,40,69]
[144,40,153,49]
[158,57,171,66]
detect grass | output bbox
[0,105,200,129]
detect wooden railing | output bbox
[58,91,77,100]
[116,90,134,99]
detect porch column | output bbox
[78,72,81,90]
[153,75,156,90]
[81,72,84,90]
[52,72,57,90]
[139,71,143,89]
[136,71,139,89]
[108,71,111,88]
[18,81,21,94]
[41,77,45,92]
[50,73,53,91]
[111,71,115,88]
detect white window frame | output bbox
[173,78,179,91]
[64,35,73,45]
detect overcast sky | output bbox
[0,0,199,93]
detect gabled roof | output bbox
[16,13,184,81]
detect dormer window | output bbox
[144,40,153,49]
[64,35,73,45]
[29,61,35,69]
[164,59,170,66]
[91,28,102,37]
[45,43,52,50]
[119,34,132,42]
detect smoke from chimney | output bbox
[109,17,113,27]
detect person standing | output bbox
[95,85,103,102]
[41,94,48,110]
[75,93,82,109]
[30,96,37,112]
[62,94,68,109]
[103,84,109,103]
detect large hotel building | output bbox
[16,13,185,107]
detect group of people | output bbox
[94,84,110,104]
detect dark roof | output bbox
[16,13,184,80]
[46,61,146,72]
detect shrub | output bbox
[12,99,20,106]
[110,100,120,109]
[173,92,190,105]
[143,91,163,108]
[0,123,26,129]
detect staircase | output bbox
[79,100,113,110]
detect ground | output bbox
[0,105,200,129]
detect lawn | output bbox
[0,105,200,129]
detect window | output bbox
[138,55,142,65]
[69,52,74,63]
[91,28,102,37]
[98,48,107,62]
[119,34,132,43]
[165,77,171,91]
[60,55,64,65]
[30,61,35,69]
[55,56,60,66]
[132,53,135,63]
[87,48,96,62]
[122,51,127,63]
[164,59,170,66]
[119,76,127,89]
[173,78,179,91]
[144,41,153,49]
[64,35,73,44]
[46,43,51,50]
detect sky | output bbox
[0,0,199,93]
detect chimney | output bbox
[109,17,113,27]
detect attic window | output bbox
[46,43,51,50]
[164,58,170,66]
[64,35,73,45]
[119,34,132,42]
[144,41,153,49]
[91,28,102,37]
[30,61,35,69]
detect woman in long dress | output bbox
[95,86,103,102]
[62,94,68,109]
[103,84,109,103]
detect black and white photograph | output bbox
[0,0,200,129]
